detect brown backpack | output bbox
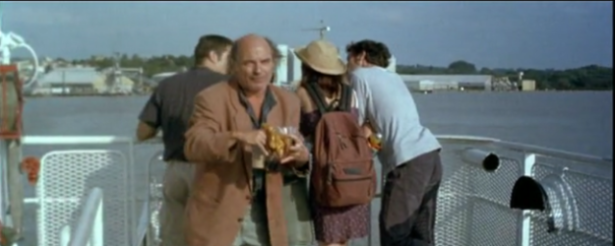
[305,82,377,207]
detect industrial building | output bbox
[101,73,136,95]
[34,67,103,95]
[521,80,536,91]
[33,67,136,95]
[400,74,493,92]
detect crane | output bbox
[104,52,143,95]
[302,20,331,40]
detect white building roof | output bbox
[37,67,103,85]
[399,74,492,84]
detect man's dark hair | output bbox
[193,34,233,65]
[227,35,282,75]
[346,40,392,68]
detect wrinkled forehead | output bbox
[238,44,274,63]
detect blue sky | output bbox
[3,1,613,69]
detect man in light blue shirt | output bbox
[347,40,442,246]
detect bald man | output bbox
[183,34,314,246]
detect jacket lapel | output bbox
[227,83,291,246]
[227,81,255,192]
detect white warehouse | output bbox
[400,74,493,92]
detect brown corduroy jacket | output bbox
[183,80,303,246]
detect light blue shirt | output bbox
[350,66,441,172]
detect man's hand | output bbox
[234,130,269,156]
[280,134,309,165]
[361,123,374,138]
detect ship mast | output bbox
[302,20,331,40]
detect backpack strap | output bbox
[305,82,329,115]
[339,84,352,112]
[305,79,353,114]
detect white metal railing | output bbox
[22,138,133,246]
[60,187,104,246]
[0,135,610,246]
[433,135,612,165]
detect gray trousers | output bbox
[232,201,270,246]
[232,177,315,246]
[159,161,194,246]
[380,150,442,246]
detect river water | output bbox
[14,91,613,245]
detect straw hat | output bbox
[294,40,346,75]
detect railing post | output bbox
[135,202,150,246]
[91,197,104,246]
[60,225,70,246]
[128,140,135,245]
[0,140,8,231]
[69,187,104,246]
[519,153,536,246]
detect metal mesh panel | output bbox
[468,200,518,245]
[435,163,473,246]
[530,159,613,246]
[36,150,129,246]
[435,142,522,246]
[145,152,165,246]
[135,138,612,246]
[466,156,521,246]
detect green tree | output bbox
[448,60,477,74]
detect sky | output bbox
[2,1,613,69]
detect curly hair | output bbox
[346,40,392,68]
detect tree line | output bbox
[62,55,612,90]
[398,60,612,90]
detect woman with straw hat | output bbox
[294,40,370,246]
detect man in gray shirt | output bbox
[347,40,442,246]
